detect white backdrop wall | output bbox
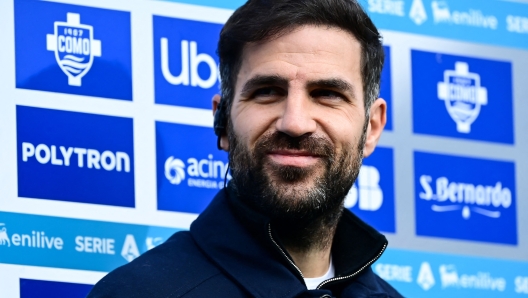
[0,0,527,297]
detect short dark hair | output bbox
[217,0,384,119]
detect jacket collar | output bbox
[190,183,388,297]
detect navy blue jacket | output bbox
[88,185,403,298]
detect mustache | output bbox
[254,131,335,159]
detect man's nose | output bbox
[275,93,317,137]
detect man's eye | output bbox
[252,87,282,98]
[311,89,344,100]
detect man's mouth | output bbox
[267,150,322,167]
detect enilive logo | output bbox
[0,224,63,250]
[0,223,11,247]
[430,1,498,29]
[419,176,511,219]
[437,62,487,133]
[415,152,517,244]
[164,155,229,189]
[21,142,130,173]
[46,13,101,86]
[439,265,506,292]
[345,166,383,211]
[154,16,222,109]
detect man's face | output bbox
[221,25,383,222]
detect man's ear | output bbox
[363,98,386,157]
[212,94,230,151]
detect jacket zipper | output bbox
[316,242,388,289]
[268,223,305,279]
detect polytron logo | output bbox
[344,166,383,211]
[46,13,101,86]
[438,62,487,133]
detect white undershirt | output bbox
[303,257,335,290]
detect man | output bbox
[88,0,402,297]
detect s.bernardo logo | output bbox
[164,155,229,189]
[437,62,487,133]
[46,13,102,86]
[419,175,512,219]
[344,165,383,211]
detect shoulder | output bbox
[342,267,404,298]
[87,231,238,298]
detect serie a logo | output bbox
[46,13,102,86]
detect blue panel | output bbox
[20,279,93,298]
[156,0,528,51]
[414,151,517,244]
[15,0,132,100]
[345,147,395,233]
[0,212,179,272]
[375,248,528,297]
[381,46,393,131]
[153,16,223,109]
[156,121,229,213]
[412,50,514,144]
[360,0,528,51]
[16,106,135,207]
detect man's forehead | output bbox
[236,25,363,90]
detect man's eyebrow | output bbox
[307,78,356,97]
[240,75,289,95]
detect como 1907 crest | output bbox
[437,62,488,133]
[46,13,101,86]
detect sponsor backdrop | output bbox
[0,0,527,297]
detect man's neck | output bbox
[274,210,341,278]
[286,238,334,278]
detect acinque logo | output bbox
[437,62,487,133]
[164,155,229,189]
[46,13,102,86]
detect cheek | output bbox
[231,105,277,148]
[319,110,365,150]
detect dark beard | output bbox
[228,123,366,253]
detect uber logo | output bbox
[15,0,132,100]
[412,50,513,144]
[156,121,229,214]
[17,106,135,207]
[344,147,395,233]
[414,151,517,244]
[154,16,222,109]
